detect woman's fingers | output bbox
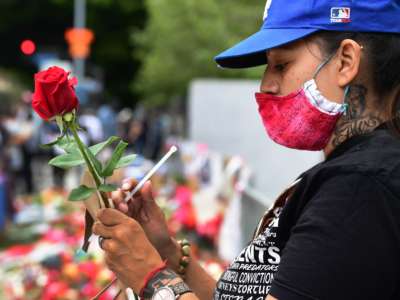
[137,181,157,222]
[142,181,155,202]
[121,178,145,215]
[110,189,129,213]
[93,221,114,238]
[97,208,129,226]
[112,178,139,204]
[121,178,138,193]
[111,177,157,220]
[117,202,129,213]
[111,189,124,204]
[101,238,118,253]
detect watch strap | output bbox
[170,281,193,299]
[142,268,193,299]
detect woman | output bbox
[93,1,400,299]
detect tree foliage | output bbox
[133,0,266,106]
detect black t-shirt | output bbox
[214,125,400,300]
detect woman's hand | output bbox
[93,208,163,292]
[110,179,175,259]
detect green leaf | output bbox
[48,136,121,169]
[40,130,68,150]
[77,124,87,133]
[40,136,64,149]
[98,184,118,192]
[68,185,96,201]
[49,151,83,169]
[56,136,76,153]
[85,146,103,176]
[101,141,128,177]
[115,154,137,169]
[89,136,121,156]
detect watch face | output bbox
[152,287,175,300]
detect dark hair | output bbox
[313,31,400,135]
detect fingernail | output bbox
[122,182,131,190]
[119,203,128,213]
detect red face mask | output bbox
[255,79,347,151]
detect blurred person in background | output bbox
[2,103,34,195]
[145,110,166,160]
[40,121,67,189]
[93,1,400,300]
[0,99,34,230]
[116,107,134,144]
[79,108,104,145]
[0,113,11,232]
[127,118,147,156]
[97,100,117,138]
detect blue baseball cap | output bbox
[215,0,400,69]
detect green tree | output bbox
[133,0,265,106]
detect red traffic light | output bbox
[20,40,36,56]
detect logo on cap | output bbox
[263,0,273,21]
[331,7,351,23]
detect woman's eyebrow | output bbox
[267,40,302,59]
[267,49,293,61]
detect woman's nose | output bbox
[259,65,280,93]
[260,77,280,94]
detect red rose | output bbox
[32,66,79,120]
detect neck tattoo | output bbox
[331,85,384,148]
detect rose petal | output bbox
[51,81,79,115]
[32,81,54,119]
[44,74,68,96]
[47,76,70,114]
[32,97,51,120]
[69,77,78,87]
[36,67,63,83]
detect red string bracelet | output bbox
[139,260,168,298]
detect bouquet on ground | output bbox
[32,66,136,250]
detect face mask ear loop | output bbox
[342,86,351,116]
[312,54,335,79]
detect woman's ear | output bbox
[336,39,363,87]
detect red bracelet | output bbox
[139,260,168,298]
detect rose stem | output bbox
[90,278,118,300]
[69,122,109,208]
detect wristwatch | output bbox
[151,282,193,300]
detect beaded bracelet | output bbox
[177,239,191,278]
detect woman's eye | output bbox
[274,63,289,72]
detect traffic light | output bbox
[65,28,94,59]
